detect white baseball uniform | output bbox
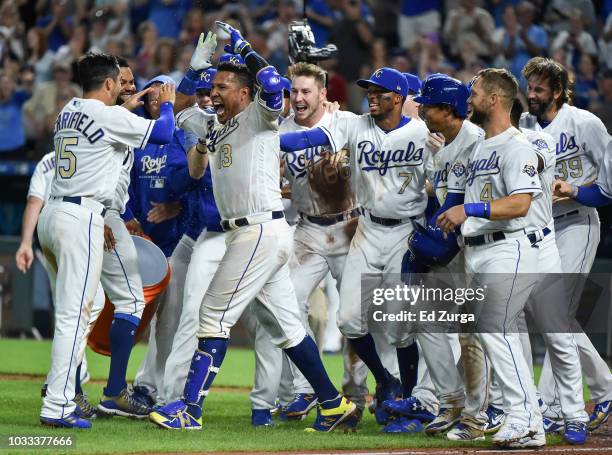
[448,126,542,430]
[521,105,612,412]
[39,97,153,420]
[176,93,306,351]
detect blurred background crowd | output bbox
[0,0,611,242]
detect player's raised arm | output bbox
[279,127,331,152]
[216,21,283,112]
[147,82,177,145]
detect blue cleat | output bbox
[543,417,564,434]
[40,412,92,429]
[98,387,151,419]
[280,393,318,421]
[372,376,402,425]
[564,421,587,445]
[149,399,202,430]
[588,400,611,431]
[483,404,504,434]
[132,385,156,409]
[383,396,435,422]
[251,409,274,427]
[305,397,356,433]
[382,417,423,433]
[74,393,97,420]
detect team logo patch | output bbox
[451,162,465,177]
[532,138,548,152]
[151,178,165,188]
[522,164,537,177]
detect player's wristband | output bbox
[177,67,201,96]
[195,141,208,155]
[464,202,490,219]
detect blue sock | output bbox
[284,335,338,403]
[75,363,83,395]
[397,343,419,398]
[104,316,138,397]
[349,334,391,386]
[185,338,228,419]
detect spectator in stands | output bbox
[179,8,206,46]
[26,27,55,87]
[397,0,440,51]
[551,9,598,70]
[544,0,596,35]
[305,0,335,46]
[153,39,178,80]
[89,9,110,53]
[35,0,73,52]
[54,23,90,77]
[599,13,612,70]
[136,22,159,82]
[148,0,187,39]
[590,69,612,134]
[443,0,496,61]
[0,71,30,158]
[574,54,599,109]
[0,2,25,63]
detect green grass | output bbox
[0,339,568,454]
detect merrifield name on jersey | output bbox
[53,111,105,144]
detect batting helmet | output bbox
[143,74,175,90]
[196,68,217,91]
[403,73,422,95]
[413,74,469,118]
[219,53,245,65]
[408,223,460,268]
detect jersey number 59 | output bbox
[54,136,78,179]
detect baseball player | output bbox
[149,25,355,432]
[281,67,446,433]
[437,68,544,448]
[37,52,176,428]
[519,57,612,432]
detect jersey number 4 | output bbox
[54,136,78,179]
[480,182,493,202]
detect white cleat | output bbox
[507,427,546,448]
[492,422,536,446]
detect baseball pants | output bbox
[38,200,104,419]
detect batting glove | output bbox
[216,21,250,55]
[189,32,218,71]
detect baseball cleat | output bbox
[280,393,318,421]
[588,400,611,431]
[564,421,587,445]
[543,416,564,433]
[382,416,423,433]
[425,407,463,435]
[149,399,202,430]
[40,412,92,429]
[371,376,402,425]
[74,393,97,419]
[383,396,435,422]
[507,427,546,448]
[305,396,356,433]
[446,422,485,441]
[132,385,156,409]
[492,422,535,446]
[98,387,151,419]
[251,409,274,427]
[344,406,364,430]
[483,404,504,434]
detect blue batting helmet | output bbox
[219,54,245,65]
[413,74,469,118]
[143,74,175,90]
[408,223,460,268]
[196,68,217,90]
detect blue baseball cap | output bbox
[143,74,175,90]
[196,68,217,90]
[357,67,408,98]
[219,54,245,65]
[403,73,422,95]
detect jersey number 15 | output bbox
[54,136,78,179]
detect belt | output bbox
[369,212,417,227]
[464,231,506,247]
[221,210,284,231]
[301,208,362,226]
[53,196,107,217]
[527,227,551,244]
[553,209,580,220]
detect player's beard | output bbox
[469,105,488,127]
[527,94,555,119]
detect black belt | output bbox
[302,208,362,226]
[221,211,284,231]
[369,213,416,227]
[553,209,580,220]
[464,231,506,247]
[62,196,107,217]
[527,227,551,244]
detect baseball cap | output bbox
[357,67,408,98]
[219,54,245,65]
[403,73,422,95]
[143,74,175,90]
[196,68,217,90]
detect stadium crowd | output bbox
[1,0,611,161]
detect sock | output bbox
[185,338,229,419]
[104,316,138,397]
[75,363,83,395]
[397,343,419,398]
[348,334,391,386]
[284,335,338,403]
